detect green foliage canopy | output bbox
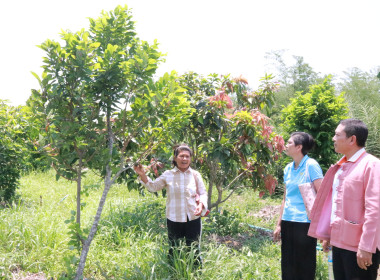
[32,5,193,279]
[0,101,23,202]
[265,50,323,130]
[0,100,46,201]
[281,76,349,171]
[177,73,285,209]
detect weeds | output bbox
[203,208,241,236]
[0,170,331,279]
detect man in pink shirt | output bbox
[308,119,380,280]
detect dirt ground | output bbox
[206,204,280,250]
[11,272,47,280]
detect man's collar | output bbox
[337,148,366,166]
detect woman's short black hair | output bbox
[172,144,193,166]
[290,132,315,155]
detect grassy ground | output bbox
[0,170,329,279]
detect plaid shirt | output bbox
[141,167,208,222]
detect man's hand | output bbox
[357,248,372,270]
[322,240,330,253]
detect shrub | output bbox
[0,100,23,202]
[281,76,349,172]
[204,209,241,236]
[0,145,21,202]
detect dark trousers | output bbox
[332,246,380,280]
[167,217,201,264]
[281,220,317,280]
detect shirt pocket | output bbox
[342,178,364,201]
[340,219,363,247]
[170,179,185,199]
[186,182,197,198]
[342,179,365,222]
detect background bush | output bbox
[281,76,348,172]
[0,101,23,202]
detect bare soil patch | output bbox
[249,204,280,222]
[11,272,47,280]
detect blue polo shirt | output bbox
[282,155,324,223]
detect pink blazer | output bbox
[308,152,380,253]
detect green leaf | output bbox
[31,71,41,84]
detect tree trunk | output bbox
[74,165,113,280]
[74,107,114,280]
[76,157,82,226]
[216,184,223,211]
[207,161,217,210]
[207,180,213,211]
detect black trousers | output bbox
[332,246,380,280]
[167,217,201,263]
[281,220,317,280]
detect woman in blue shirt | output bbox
[273,132,323,280]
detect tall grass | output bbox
[0,170,330,279]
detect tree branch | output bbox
[51,162,77,182]
[220,170,248,203]
[210,170,249,208]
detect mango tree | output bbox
[33,5,192,279]
[177,73,285,210]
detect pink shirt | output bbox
[331,148,365,223]
[308,152,380,253]
[141,167,208,222]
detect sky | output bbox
[1,0,379,106]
